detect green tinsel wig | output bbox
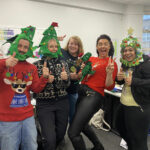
[120,27,143,67]
[38,22,62,58]
[7,26,36,61]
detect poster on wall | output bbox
[0,28,15,58]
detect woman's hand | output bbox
[80,62,85,70]
[57,35,66,41]
[48,71,55,83]
[124,71,132,86]
[42,61,49,79]
[117,67,124,81]
[61,64,68,80]
[106,56,115,75]
[105,57,116,87]
[70,72,78,80]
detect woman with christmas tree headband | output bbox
[33,22,70,150]
[68,34,118,150]
[116,28,150,150]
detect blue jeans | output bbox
[0,116,37,150]
[68,93,78,123]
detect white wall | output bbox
[0,0,123,60]
[0,0,148,67]
[122,5,144,40]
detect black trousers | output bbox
[115,103,150,150]
[68,84,105,150]
[36,98,69,150]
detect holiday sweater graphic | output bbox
[4,78,32,107]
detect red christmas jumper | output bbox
[82,57,118,96]
[0,59,48,121]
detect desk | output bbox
[104,90,121,98]
[104,90,121,135]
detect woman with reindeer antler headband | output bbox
[116,28,150,150]
[0,26,49,150]
[33,22,70,150]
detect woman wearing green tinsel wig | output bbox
[116,28,150,150]
[33,22,70,150]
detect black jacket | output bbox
[116,55,150,108]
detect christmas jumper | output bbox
[82,57,118,96]
[33,56,70,105]
[0,59,48,121]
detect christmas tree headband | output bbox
[120,27,143,67]
[38,22,62,58]
[7,26,37,61]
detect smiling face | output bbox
[123,46,136,62]
[47,39,58,53]
[68,38,79,57]
[96,39,110,58]
[18,39,30,55]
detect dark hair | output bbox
[96,34,114,57]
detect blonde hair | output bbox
[64,36,84,54]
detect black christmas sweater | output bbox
[61,49,81,94]
[33,56,70,104]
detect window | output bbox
[143,15,150,56]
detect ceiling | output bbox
[106,0,150,6]
[30,0,150,6]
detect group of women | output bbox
[33,22,150,150]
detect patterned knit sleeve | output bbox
[33,60,43,77]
